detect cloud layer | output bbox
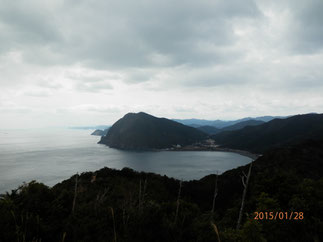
[1,0,323,128]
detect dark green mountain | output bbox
[174,115,286,128]
[197,120,265,135]
[99,112,207,149]
[197,125,221,135]
[212,113,323,153]
[221,120,265,132]
[1,139,322,241]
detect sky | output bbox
[1,0,323,128]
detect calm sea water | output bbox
[0,128,252,193]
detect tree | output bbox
[236,161,253,230]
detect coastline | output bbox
[101,141,260,160]
[103,144,260,160]
[212,147,260,160]
[166,146,260,160]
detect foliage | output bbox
[1,140,323,241]
[99,112,207,149]
[212,113,323,153]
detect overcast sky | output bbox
[1,0,323,128]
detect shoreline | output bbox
[166,146,260,160]
[212,147,260,160]
[103,143,260,160]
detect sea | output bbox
[0,128,252,193]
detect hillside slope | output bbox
[212,113,323,153]
[99,112,207,149]
[196,125,221,135]
[220,120,265,132]
[174,115,285,128]
[1,139,322,241]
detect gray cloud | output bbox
[37,81,63,90]
[0,0,323,128]
[0,0,261,69]
[75,81,113,93]
[288,0,323,54]
[56,104,122,114]
[0,106,32,114]
[23,89,52,97]
[67,70,118,92]
[0,1,61,55]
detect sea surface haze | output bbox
[0,128,252,193]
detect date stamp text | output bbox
[254,211,304,220]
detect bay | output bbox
[0,128,252,193]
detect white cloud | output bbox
[0,0,323,128]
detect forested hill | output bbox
[1,139,322,241]
[196,125,220,135]
[220,119,265,132]
[99,112,207,150]
[197,120,265,135]
[212,113,323,153]
[174,115,285,128]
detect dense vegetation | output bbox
[212,113,323,153]
[1,139,322,241]
[197,120,265,135]
[197,125,221,135]
[174,116,281,129]
[220,120,265,132]
[99,112,207,149]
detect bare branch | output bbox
[211,172,219,214]
[72,174,78,215]
[138,179,142,210]
[242,171,247,177]
[237,161,253,230]
[241,176,246,188]
[174,180,182,224]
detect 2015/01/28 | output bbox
[254,211,304,220]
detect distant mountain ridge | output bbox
[196,125,220,135]
[212,113,323,153]
[174,115,287,128]
[197,120,265,135]
[99,112,207,150]
[221,120,265,132]
[70,125,110,130]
